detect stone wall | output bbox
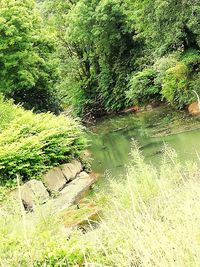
[13,160,96,212]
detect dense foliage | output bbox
[42,0,141,117]
[0,0,61,113]
[39,0,199,117]
[127,68,161,105]
[132,0,200,55]
[0,98,86,185]
[0,0,199,117]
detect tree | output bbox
[43,0,141,117]
[0,0,61,113]
[131,0,200,56]
[42,0,200,116]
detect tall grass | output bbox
[0,198,85,266]
[1,144,200,266]
[85,144,200,266]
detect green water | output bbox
[88,107,200,177]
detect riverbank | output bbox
[1,145,200,266]
[2,103,200,266]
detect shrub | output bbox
[0,96,24,132]
[153,52,200,108]
[126,68,161,105]
[189,72,200,101]
[0,101,86,185]
[126,52,200,109]
[181,49,200,70]
[161,62,189,108]
[154,54,178,85]
[180,49,200,104]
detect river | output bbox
[88,106,200,178]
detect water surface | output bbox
[88,107,200,178]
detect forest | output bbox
[0,0,199,119]
[1,0,200,266]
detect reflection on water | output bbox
[88,107,200,177]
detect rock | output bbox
[120,105,140,114]
[133,105,140,112]
[46,171,96,211]
[72,160,82,172]
[21,180,49,211]
[44,167,66,193]
[76,171,90,179]
[145,104,153,111]
[60,202,99,228]
[60,160,82,181]
[60,164,74,182]
[188,101,200,115]
[81,150,92,158]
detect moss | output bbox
[60,200,100,228]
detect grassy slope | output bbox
[1,144,200,266]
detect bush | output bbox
[126,68,161,105]
[161,62,189,108]
[12,85,62,114]
[0,96,24,132]
[180,49,200,104]
[126,52,200,109]
[153,52,200,108]
[0,100,86,185]
[181,49,200,69]
[154,54,178,85]
[190,72,200,91]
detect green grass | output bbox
[1,144,200,266]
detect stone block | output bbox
[44,167,67,193]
